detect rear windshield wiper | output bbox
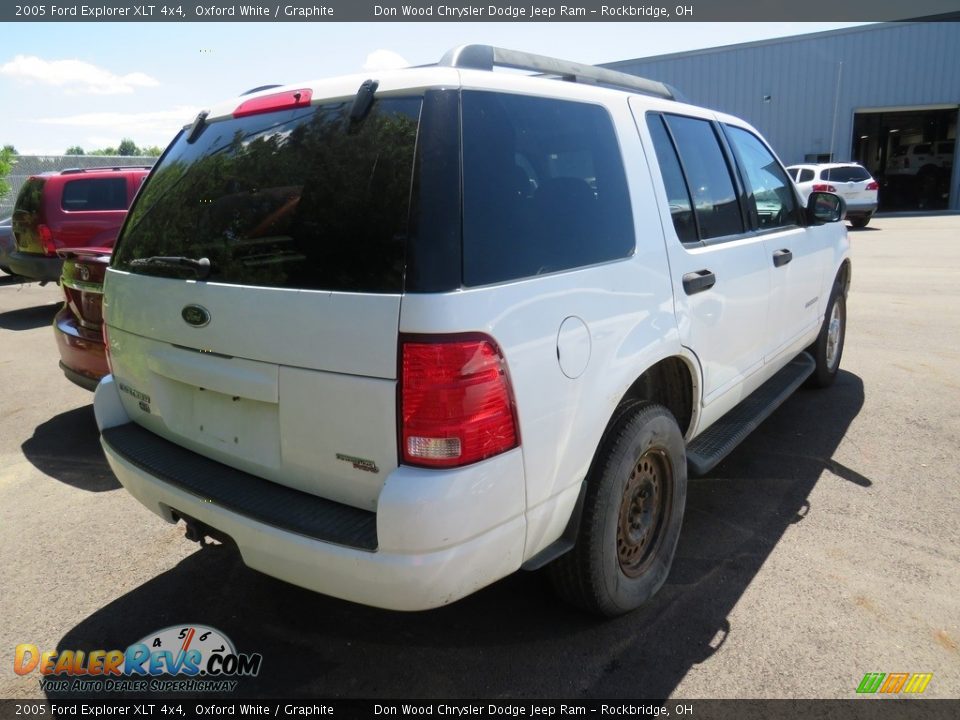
[347,79,379,132]
[129,256,211,280]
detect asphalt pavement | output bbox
[1,215,957,700]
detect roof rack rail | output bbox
[439,44,677,101]
[60,166,152,175]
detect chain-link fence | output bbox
[1,155,158,217]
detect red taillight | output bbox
[233,88,312,118]
[812,184,836,192]
[38,224,56,255]
[866,181,879,191]
[400,335,519,469]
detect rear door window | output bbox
[61,178,129,211]
[662,114,744,240]
[798,169,815,183]
[461,91,634,286]
[114,97,422,293]
[646,114,697,243]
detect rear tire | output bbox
[849,216,869,228]
[806,283,846,388]
[548,402,687,617]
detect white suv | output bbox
[887,141,955,176]
[787,162,878,228]
[94,45,850,616]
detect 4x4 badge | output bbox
[181,304,210,327]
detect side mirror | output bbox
[806,191,846,225]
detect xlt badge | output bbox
[336,453,380,474]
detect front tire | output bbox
[806,283,846,388]
[548,402,687,617]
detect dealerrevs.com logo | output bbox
[14,624,262,693]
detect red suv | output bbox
[8,166,149,282]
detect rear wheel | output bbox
[806,283,846,388]
[548,402,687,616]
[849,216,870,228]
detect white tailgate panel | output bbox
[104,270,400,510]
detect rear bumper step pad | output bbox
[687,352,816,476]
[102,423,378,550]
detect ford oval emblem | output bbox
[181,304,210,327]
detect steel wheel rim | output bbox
[617,448,672,578]
[825,301,842,371]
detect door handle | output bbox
[682,269,716,295]
[773,249,793,267]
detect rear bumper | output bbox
[7,251,62,282]
[94,376,527,611]
[844,201,877,218]
[53,306,108,391]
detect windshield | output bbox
[113,96,422,293]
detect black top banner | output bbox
[3,0,960,22]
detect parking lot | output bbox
[1,215,958,700]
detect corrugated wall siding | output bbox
[606,22,960,169]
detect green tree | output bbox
[65,146,85,155]
[0,146,15,200]
[117,138,139,156]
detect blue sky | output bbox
[1,22,869,154]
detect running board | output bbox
[687,353,815,476]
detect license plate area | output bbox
[158,379,282,467]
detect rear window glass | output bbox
[14,178,45,216]
[62,178,128,211]
[461,91,634,286]
[114,97,422,293]
[824,166,870,182]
